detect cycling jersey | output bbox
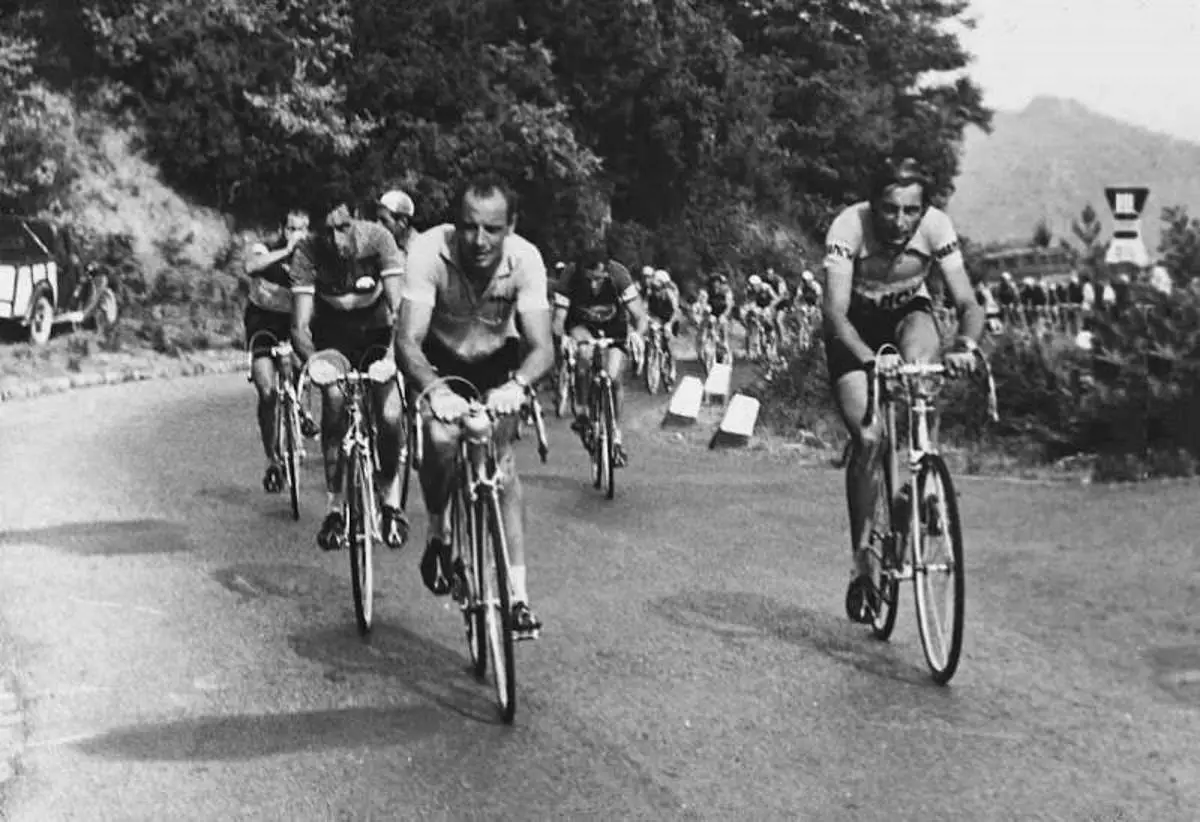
[403,224,549,363]
[554,260,638,339]
[823,202,962,312]
[750,283,777,309]
[289,220,406,327]
[707,285,733,316]
[799,282,822,307]
[247,238,294,314]
[645,283,679,323]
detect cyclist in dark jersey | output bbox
[552,246,648,466]
[245,209,313,494]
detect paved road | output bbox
[0,364,1197,820]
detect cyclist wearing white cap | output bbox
[377,189,417,253]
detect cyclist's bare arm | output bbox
[625,294,650,336]
[382,275,405,326]
[394,300,440,392]
[290,292,317,362]
[939,254,985,344]
[823,256,874,365]
[245,245,292,275]
[514,306,555,385]
[551,297,569,339]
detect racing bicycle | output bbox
[412,377,548,724]
[305,350,399,636]
[580,335,621,499]
[643,318,677,395]
[859,343,997,684]
[246,333,312,520]
[698,315,733,376]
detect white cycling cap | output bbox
[378,190,415,217]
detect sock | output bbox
[510,565,528,604]
[326,491,344,514]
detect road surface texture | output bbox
[0,359,1197,820]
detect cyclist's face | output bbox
[284,215,309,242]
[457,190,512,273]
[873,183,924,246]
[584,263,608,292]
[320,205,355,259]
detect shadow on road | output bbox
[0,518,192,556]
[289,623,505,726]
[651,589,931,686]
[75,703,448,762]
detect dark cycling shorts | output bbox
[423,334,522,399]
[824,296,934,383]
[312,302,392,371]
[566,321,629,355]
[245,304,291,357]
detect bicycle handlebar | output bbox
[862,344,998,430]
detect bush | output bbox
[752,287,1200,481]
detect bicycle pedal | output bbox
[514,627,541,641]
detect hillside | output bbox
[949,95,1200,252]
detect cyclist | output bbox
[376,189,417,253]
[553,246,649,467]
[645,268,681,336]
[742,273,778,353]
[762,267,791,343]
[798,269,823,309]
[395,172,554,639]
[702,272,735,354]
[823,156,984,624]
[245,209,314,493]
[289,192,410,552]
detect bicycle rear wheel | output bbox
[455,483,486,678]
[282,390,301,521]
[481,486,516,723]
[912,454,965,684]
[645,339,663,394]
[348,448,375,635]
[866,447,901,640]
[602,382,617,500]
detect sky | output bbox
[958,0,1200,142]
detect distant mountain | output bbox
[948,95,1200,254]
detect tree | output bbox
[1159,205,1200,285]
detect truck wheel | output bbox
[29,295,53,345]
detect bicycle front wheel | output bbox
[454,484,486,678]
[555,359,574,419]
[867,448,901,641]
[281,390,301,521]
[601,381,617,500]
[912,454,965,684]
[348,448,375,635]
[481,487,516,723]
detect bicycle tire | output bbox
[912,454,965,684]
[602,381,616,500]
[483,485,516,723]
[590,381,604,490]
[399,412,415,512]
[455,484,486,678]
[282,389,301,521]
[348,447,375,636]
[555,359,573,419]
[869,446,901,641]
[645,338,663,395]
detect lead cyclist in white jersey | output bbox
[822,156,985,623]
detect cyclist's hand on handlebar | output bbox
[874,352,902,374]
[944,348,978,378]
[486,380,526,417]
[429,387,471,423]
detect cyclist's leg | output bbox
[312,312,352,548]
[246,306,288,491]
[826,315,888,616]
[360,325,408,548]
[895,300,940,363]
[568,324,595,431]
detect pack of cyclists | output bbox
[241,156,985,638]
